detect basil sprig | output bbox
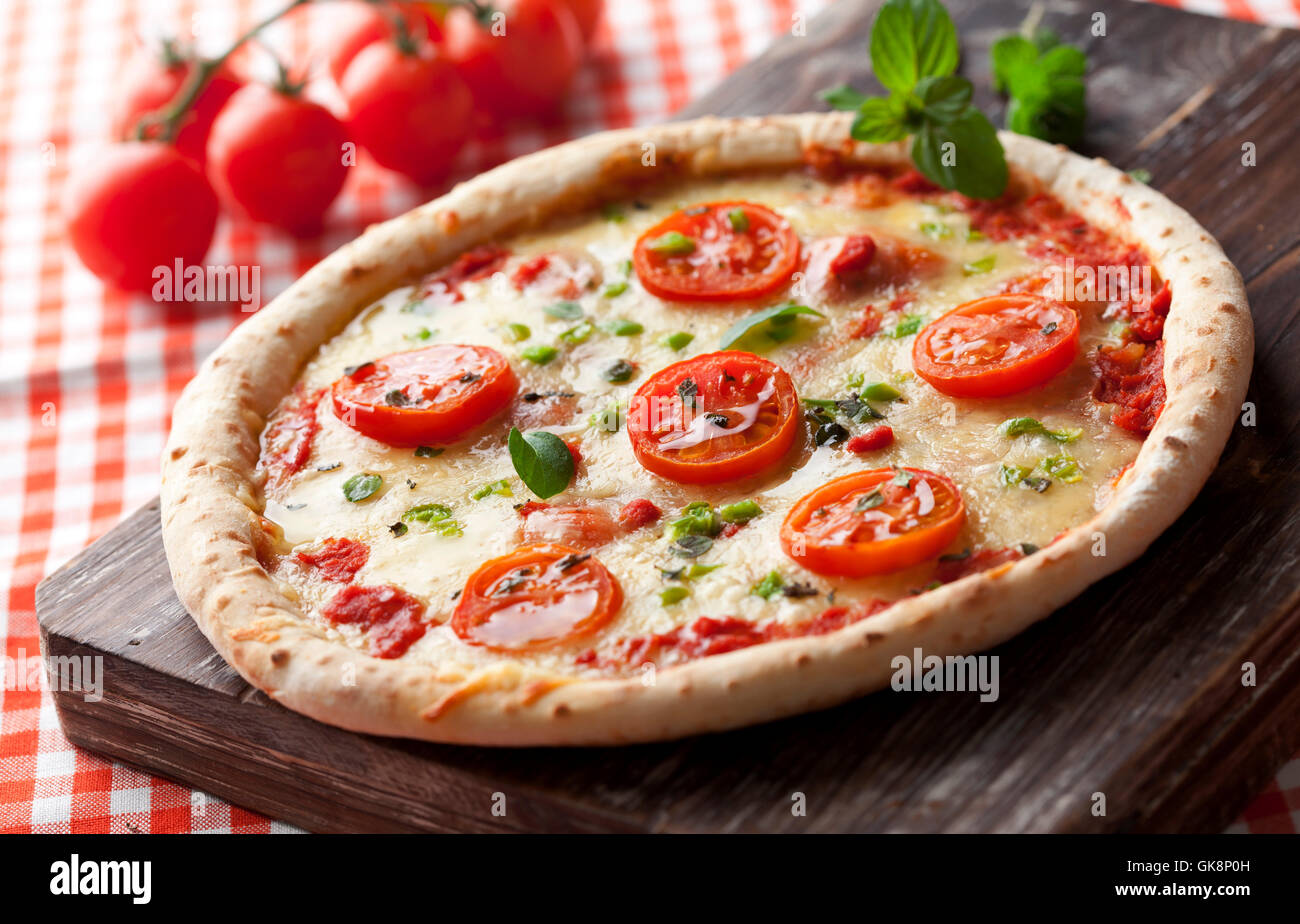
[820,0,1008,200]
[507,427,574,499]
[990,26,1087,146]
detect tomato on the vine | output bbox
[324,1,444,85]
[341,38,471,186]
[559,0,604,40]
[443,0,583,119]
[112,41,242,166]
[63,141,218,293]
[205,83,349,235]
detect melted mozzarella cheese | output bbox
[261,171,1142,676]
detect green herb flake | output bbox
[671,534,713,558]
[661,331,694,351]
[507,428,574,500]
[471,479,513,500]
[889,315,925,339]
[854,490,885,512]
[602,318,642,335]
[559,321,594,345]
[998,463,1031,487]
[342,473,382,503]
[503,322,531,343]
[667,502,722,541]
[601,202,626,222]
[646,231,695,255]
[543,300,583,321]
[591,402,624,433]
[921,221,952,240]
[600,281,629,298]
[601,359,637,384]
[719,500,762,524]
[861,382,902,402]
[727,208,750,232]
[998,417,1082,443]
[521,344,559,365]
[659,586,690,606]
[751,571,784,600]
[963,254,997,275]
[1041,454,1082,483]
[406,327,434,341]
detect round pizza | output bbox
[161,114,1252,745]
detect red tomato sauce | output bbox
[1092,339,1166,435]
[259,385,323,491]
[296,537,369,583]
[320,584,427,659]
[417,245,509,305]
[577,598,892,670]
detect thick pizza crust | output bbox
[160,113,1252,745]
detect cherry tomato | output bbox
[443,0,582,119]
[324,1,444,85]
[913,294,1080,398]
[633,201,800,303]
[331,344,518,446]
[451,543,622,651]
[781,468,966,577]
[112,41,242,166]
[63,141,218,293]
[341,39,471,185]
[206,83,348,235]
[627,351,800,484]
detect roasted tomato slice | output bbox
[781,468,965,577]
[451,544,623,652]
[331,344,517,446]
[633,201,800,302]
[626,350,799,484]
[912,294,1079,398]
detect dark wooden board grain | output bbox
[36,0,1300,833]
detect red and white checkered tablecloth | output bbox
[1,0,1295,835]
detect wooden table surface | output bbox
[37,0,1300,832]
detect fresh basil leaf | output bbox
[719,302,824,350]
[915,74,973,123]
[912,109,1008,200]
[990,34,1037,94]
[849,97,909,143]
[820,83,870,111]
[507,427,574,499]
[870,0,960,94]
[342,473,381,502]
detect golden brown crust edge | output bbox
[160,113,1252,745]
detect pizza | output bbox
[161,114,1252,745]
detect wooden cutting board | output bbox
[36,0,1300,833]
